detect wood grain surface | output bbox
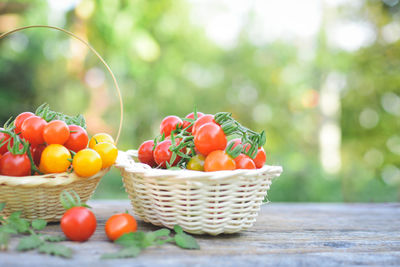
[1,201,399,267]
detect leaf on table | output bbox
[174,232,200,250]
[173,225,183,234]
[38,243,73,258]
[17,235,43,251]
[43,235,67,242]
[8,212,30,233]
[115,232,145,247]
[32,219,47,231]
[101,246,141,259]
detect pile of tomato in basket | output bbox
[0,104,117,177]
[138,111,267,171]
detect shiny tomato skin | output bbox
[32,144,46,166]
[43,120,70,145]
[72,149,102,177]
[93,142,118,169]
[14,112,35,134]
[160,116,183,137]
[0,152,31,176]
[194,122,227,156]
[234,154,256,169]
[105,213,138,241]
[253,147,267,168]
[40,144,71,174]
[192,114,214,136]
[183,112,204,133]
[138,140,156,167]
[0,130,12,155]
[204,150,236,172]
[186,154,205,171]
[61,207,97,242]
[21,116,47,146]
[88,133,115,149]
[153,140,180,168]
[64,125,89,153]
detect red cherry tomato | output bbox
[192,114,214,136]
[153,139,181,168]
[183,112,204,133]
[253,147,267,168]
[204,150,236,172]
[14,112,34,134]
[0,130,12,155]
[32,144,46,166]
[105,213,138,241]
[160,116,183,137]
[64,125,89,153]
[61,207,97,242]
[43,120,70,145]
[21,116,47,146]
[138,140,156,167]
[234,154,256,169]
[194,122,227,156]
[0,152,31,176]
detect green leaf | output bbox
[32,219,47,231]
[8,212,30,233]
[17,235,43,251]
[173,225,183,234]
[101,246,141,259]
[0,203,5,212]
[115,232,145,247]
[38,243,73,258]
[153,228,171,237]
[43,235,67,242]
[174,233,200,249]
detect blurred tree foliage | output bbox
[0,0,399,201]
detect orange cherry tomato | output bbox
[43,120,70,145]
[194,122,227,156]
[253,147,266,168]
[105,213,138,241]
[72,148,102,177]
[204,150,236,172]
[40,144,71,173]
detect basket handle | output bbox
[0,25,123,143]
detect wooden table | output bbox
[1,201,399,266]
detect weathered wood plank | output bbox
[0,202,399,266]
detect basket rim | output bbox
[0,168,109,187]
[116,150,283,180]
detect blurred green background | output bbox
[0,0,399,202]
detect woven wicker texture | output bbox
[0,25,123,221]
[116,150,283,235]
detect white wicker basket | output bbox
[116,150,282,235]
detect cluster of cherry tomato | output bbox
[0,105,118,177]
[138,111,267,171]
[60,191,137,242]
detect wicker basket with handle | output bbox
[0,25,123,222]
[116,150,282,235]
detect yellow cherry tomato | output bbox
[40,144,71,173]
[93,142,118,169]
[88,133,115,149]
[72,148,102,178]
[186,154,205,171]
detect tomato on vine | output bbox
[204,150,236,172]
[183,112,204,133]
[21,115,47,146]
[192,114,214,136]
[43,120,70,145]
[234,154,256,169]
[194,122,227,156]
[186,154,205,171]
[105,213,137,241]
[138,140,157,167]
[0,135,31,176]
[64,125,89,153]
[0,130,12,155]
[160,115,183,137]
[153,139,181,168]
[14,112,34,134]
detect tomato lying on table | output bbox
[105,213,137,241]
[61,206,97,242]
